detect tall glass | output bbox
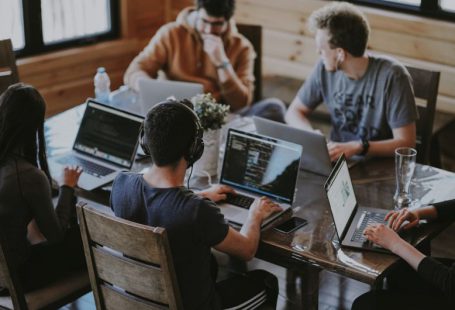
[393,147,417,210]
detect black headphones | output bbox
[140,100,204,167]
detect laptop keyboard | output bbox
[225,193,255,209]
[351,211,387,243]
[57,156,115,178]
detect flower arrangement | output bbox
[191,93,229,131]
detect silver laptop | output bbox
[217,129,302,227]
[49,99,143,191]
[253,117,332,176]
[324,154,390,253]
[136,78,203,116]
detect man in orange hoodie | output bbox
[124,0,285,121]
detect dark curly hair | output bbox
[143,99,198,167]
[196,0,236,20]
[308,2,370,57]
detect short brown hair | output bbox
[308,2,370,57]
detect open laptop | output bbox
[49,99,143,191]
[136,78,203,116]
[254,117,332,176]
[217,129,302,227]
[324,154,391,253]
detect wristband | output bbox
[216,60,231,70]
[359,138,369,156]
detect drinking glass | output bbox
[393,147,417,210]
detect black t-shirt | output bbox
[110,172,229,309]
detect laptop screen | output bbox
[73,101,143,168]
[220,129,302,204]
[325,155,357,237]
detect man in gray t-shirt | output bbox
[285,3,417,161]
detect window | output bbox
[0,0,25,50]
[345,0,455,21]
[0,0,119,57]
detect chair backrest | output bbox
[0,217,90,310]
[77,202,183,310]
[237,24,262,103]
[0,39,19,94]
[405,65,440,164]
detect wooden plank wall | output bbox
[16,0,167,116]
[234,0,455,114]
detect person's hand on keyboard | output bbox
[197,184,236,202]
[385,208,420,231]
[59,165,83,188]
[249,197,282,223]
[363,224,401,251]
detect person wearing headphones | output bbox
[0,83,86,293]
[285,2,417,161]
[110,99,280,310]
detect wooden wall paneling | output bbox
[18,40,139,115]
[170,0,193,21]
[120,0,167,39]
[263,29,318,66]
[368,29,455,67]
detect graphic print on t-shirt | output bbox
[332,90,380,140]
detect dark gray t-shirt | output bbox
[297,55,417,142]
[110,172,229,310]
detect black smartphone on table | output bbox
[274,217,308,234]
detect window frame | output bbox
[16,0,120,58]
[344,0,455,22]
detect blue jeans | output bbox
[237,97,286,123]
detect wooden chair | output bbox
[237,24,262,103]
[76,201,183,310]
[405,65,440,165]
[0,39,19,95]
[0,219,90,310]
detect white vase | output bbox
[193,129,220,177]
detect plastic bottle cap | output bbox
[97,67,106,73]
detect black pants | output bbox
[18,225,87,292]
[352,258,453,310]
[211,255,279,309]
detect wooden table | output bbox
[45,103,455,310]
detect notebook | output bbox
[253,116,332,176]
[49,99,143,191]
[136,78,203,116]
[217,129,302,227]
[324,154,391,253]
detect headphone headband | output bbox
[140,100,204,167]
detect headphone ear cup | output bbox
[185,119,204,167]
[191,134,204,165]
[139,126,151,156]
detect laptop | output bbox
[217,129,302,227]
[324,154,390,253]
[136,78,203,116]
[49,99,144,191]
[253,117,332,176]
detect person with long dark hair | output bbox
[0,83,86,293]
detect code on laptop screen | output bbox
[73,101,143,168]
[220,129,302,203]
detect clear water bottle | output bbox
[94,67,111,103]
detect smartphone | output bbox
[274,217,308,234]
